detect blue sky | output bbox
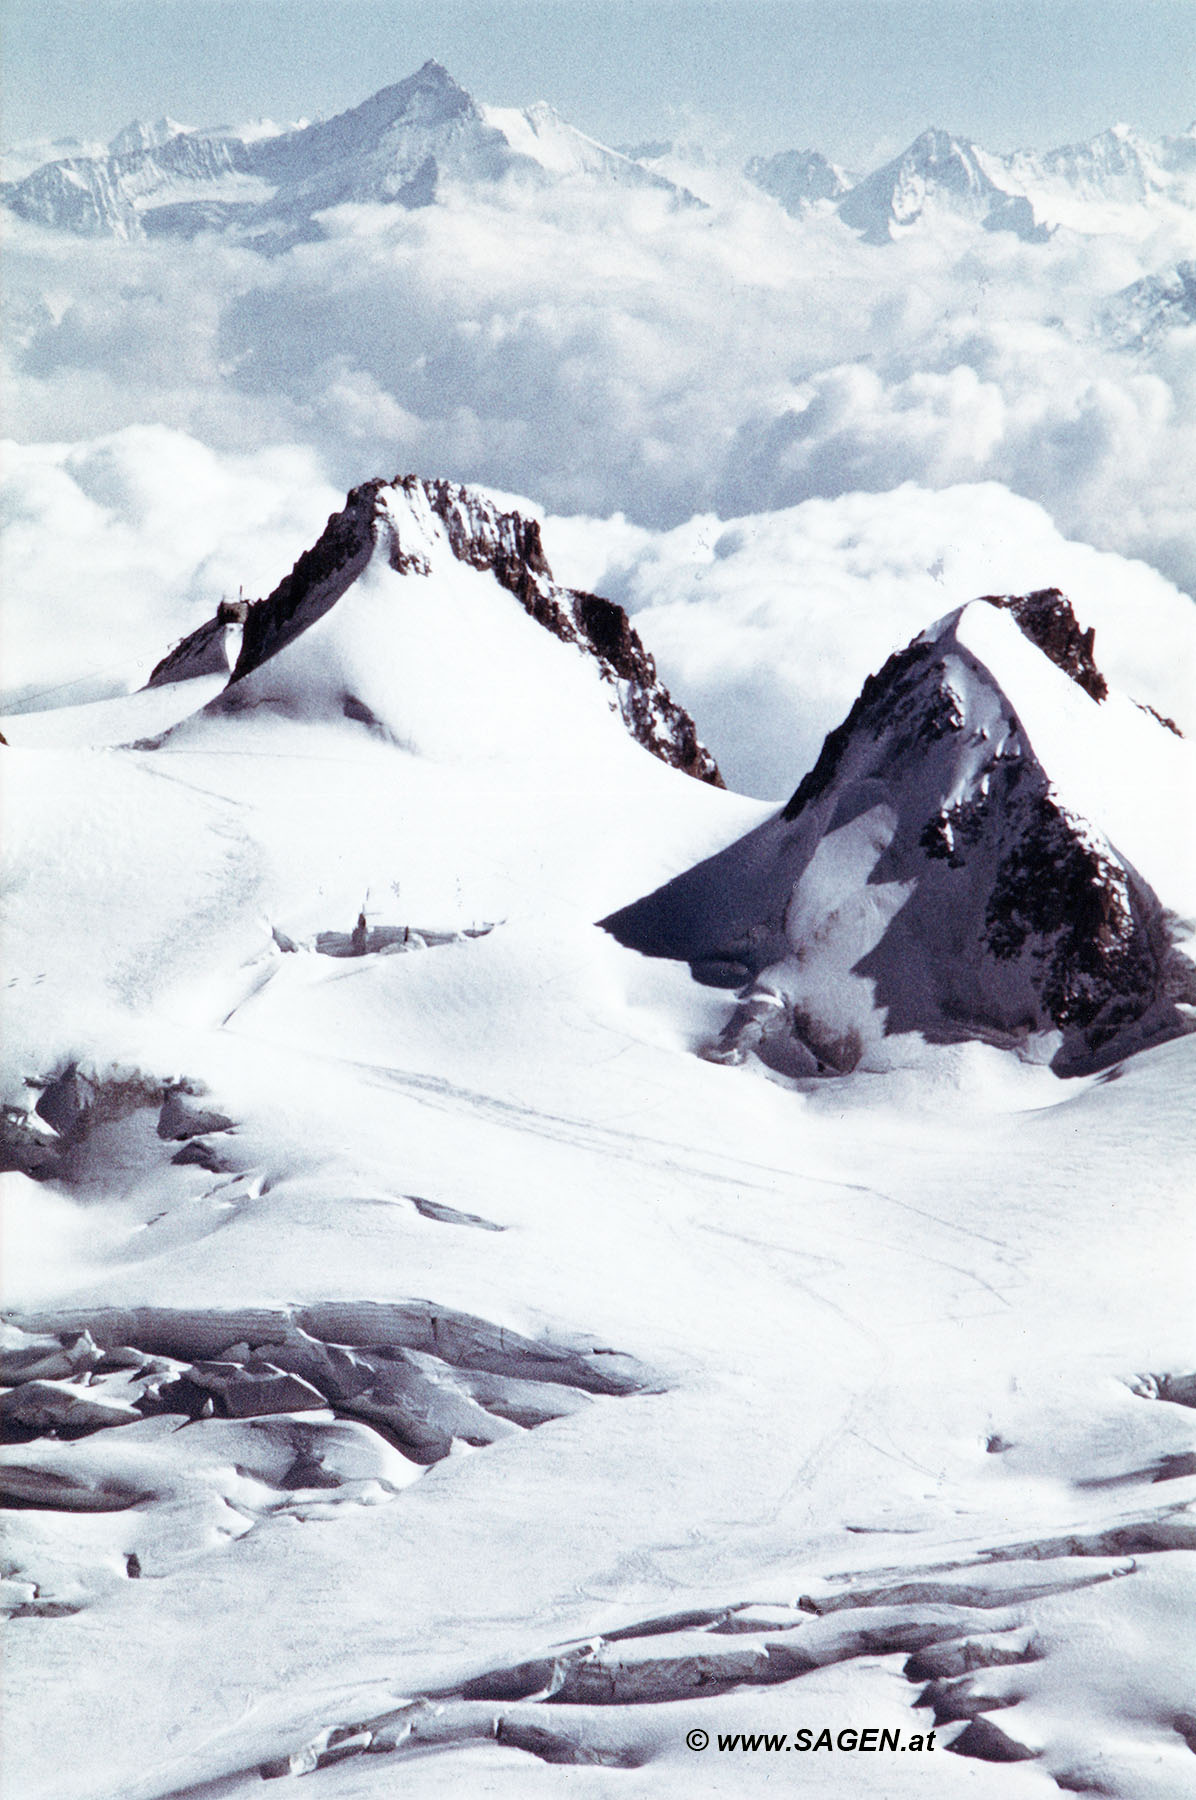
[5,0,1195,166]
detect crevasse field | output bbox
[2,57,1195,1800]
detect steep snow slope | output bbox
[2,501,1194,1800]
[0,475,729,1085]
[481,100,686,194]
[836,129,1048,243]
[146,475,722,784]
[833,120,1196,241]
[604,591,1195,1076]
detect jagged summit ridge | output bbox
[149,475,722,784]
[743,147,852,213]
[743,119,1196,239]
[603,591,1194,1076]
[835,128,1048,242]
[3,61,687,244]
[9,65,1193,247]
[980,588,1107,701]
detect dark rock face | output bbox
[146,613,243,687]
[781,589,1104,825]
[781,640,943,822]
[947,1717,1039,1762]
[984,589,1108,702]
[984,793,1151,1028]
[206,475,723,783]
[157,1089,234,1141]
[603,591,1194,1076]
[231,480,394,677]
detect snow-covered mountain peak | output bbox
[293,60,475,153]
[925,588,1108,701]
[741,116,1196,241]
[108,117,191,159]
[3,62,691,242]
[836,126,1048,241]
[604,588,1194,1077]
[743,146,851,214]
[149,475,722,783]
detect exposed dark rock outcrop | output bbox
[603,590,1194,1076]
[984,588,1107,701]
[232,480,401,676]
[946,1717,1039,1762]
[160,475,722,783]
[145,601,247,687]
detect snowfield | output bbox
[2,475,1194,1800]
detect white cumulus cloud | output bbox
[0,426,341,708]
[544,481,1196,797]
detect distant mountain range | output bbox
[1,61,689,248]
[751,121,1196,240]
[5,61,1194,248]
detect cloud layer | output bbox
[0,428,340,706]
[544,481,1196,796]
[5,164,1196,596]
[3,416,1189,810]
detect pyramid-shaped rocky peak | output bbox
[263,62,475,166]
[837,127,1047,242]
[603,591,1193,1076]
[148,476,722,785]
[5,62,687,241]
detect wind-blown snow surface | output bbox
[3,494,1195,1799]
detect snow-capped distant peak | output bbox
[3,62,693,242]
[604,589,1194,1077]
[744,147,852,214]
[835,126,1049,242]
[108,117,192,159]
[1103,259,1196,349]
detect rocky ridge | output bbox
[2,61,684,246]
[148,476,723,784]
[835,129,1049,242]
[603,590,1193,1076]
[8,64,1194,249]
[747,120,1196,239]
[744,147,852,212]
